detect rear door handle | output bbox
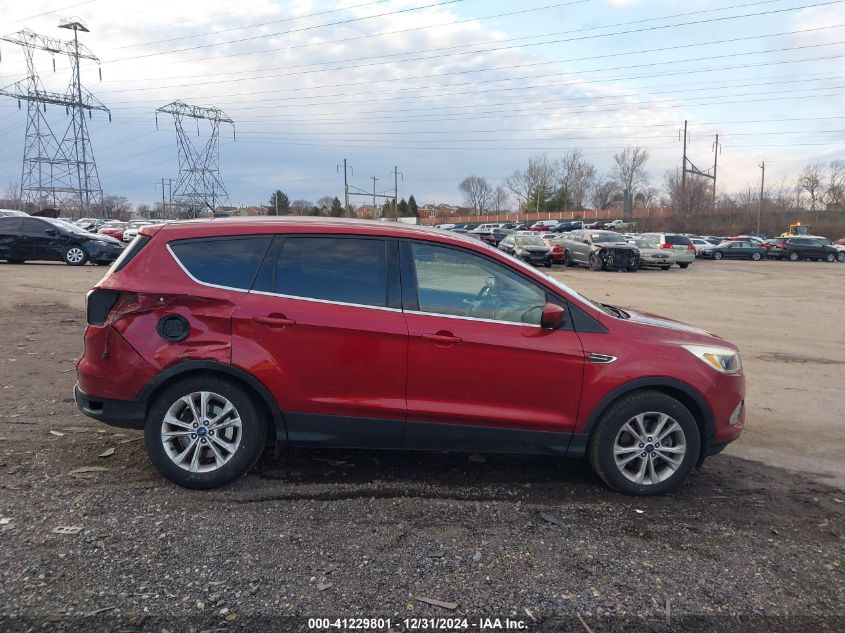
[422,332,462,345]
[252,315,296,328]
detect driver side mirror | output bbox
[45,228,58,236]
[582,239,589,244]
[541,302,566,330]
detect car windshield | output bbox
[591,233,623,244]
[514,236,545,246]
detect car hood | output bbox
[619,307,732,347]
[594,242,636,250]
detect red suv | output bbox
[75,219,745,495]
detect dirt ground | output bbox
[0,259,843,632]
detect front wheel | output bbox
[751,252,762,261]
[588,391,700,496]
[64,246,88,266]
[713,252,723,260]
[825,252,836,262]
[144,376,267,489]
[563,251,574,267]
[589,254,602,271]
[661,265,671,271]
[788,251,800,261]
[837,252,845,263]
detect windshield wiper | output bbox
[601,303,630,319]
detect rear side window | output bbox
[0,217,22,234]
[665,235,692,246]
[170,236,272,290]
[274,237,387,307]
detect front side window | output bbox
[411,243,546,325]
[170,236,272,290]
[275,237,387,307]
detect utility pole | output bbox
[680,120,688,218]
[712,134,720,213]
[390,166,403,221]
[371,177,379,219]
[156,178,173,218]
[757,161,765,236]
[337,159,353,217]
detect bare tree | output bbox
[492,185,510,212]
[798,162,824,211]
[589,179,617,211]
[289,199,313,216]
[505,169,532,211]
[317,195,334,211]
[611,146,650,216]
[1,181,22,210]
[135,203,151,218]
[458,175,493,214]
[558,149,596,210]
[826,160,845,209]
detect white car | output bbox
[689,238,712,256]
[122,221,155,242]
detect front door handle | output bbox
[252,314,296,328]
[422,331,462,345]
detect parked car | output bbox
[801,236,845,262]
[76,218,106,232]
[640,233,696,268]
[98,221,128,241]
[498,233,552,266]
[688,237,712,256]
[585,219,613,229]
[561,230,640,271]
[74,218,745,495]
[0,216,124,265]
[771,237,840,262]
[633,239,676,270]
[434,223,455,230]
[528,220,561,232]
[699,240,767,261]
[0,209,28,217]
[122,221,156,242]
[540,233,567,264]
[551,220,585,233]
[835,237,845,246]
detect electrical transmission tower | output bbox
[679,120,720,220]
[0,20,109,214]
[156,101,235,217]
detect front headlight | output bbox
[515,248,527,255]
[681,345,742,374]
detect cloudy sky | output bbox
[1,0,844,208]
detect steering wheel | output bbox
[469,279,499,316]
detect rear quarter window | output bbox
[170,236,272,290]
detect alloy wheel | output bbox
[613,412,687,485]
[66,247,85,264]
[160,391,242,473]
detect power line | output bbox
[103,0,471,64]
[7,0,97,25]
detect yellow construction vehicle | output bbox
[781,223,810,237]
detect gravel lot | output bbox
[0,259,843,632]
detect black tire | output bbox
[837,252,845,263]
[63,246,88,266]
[751,252,762,261]
[144,375,267,489]
[6,259,25,264]
[589,254,602,271]
[713,251,723,260]
[824,252,836,262]
[563,251,574,267]
[661,266,671,271]
[788,251,800,261]
[588,390,701,496]
[678,262,690,269]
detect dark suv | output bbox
[768,237,841,262]
[75,219,745,495]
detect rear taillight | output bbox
[687,245,696,250]
[86,290,121,326]
[552,246,563,253]
[661,243,673,249]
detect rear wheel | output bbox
[678,262,690,268]
[64,246,88,266]
[751,252,762,261]
[144,376,267,489]
[661,265,671,271]
[788,251,800,261]
[825,252,836,262]
[563,251,574,267]
[588,391,700,496]
[837,252,845,263]
[5,259,25,264]
[713,252,723,260]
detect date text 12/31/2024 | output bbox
[308,617,530,630]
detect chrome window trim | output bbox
[410,310,542,328]
[249,289,401,313]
